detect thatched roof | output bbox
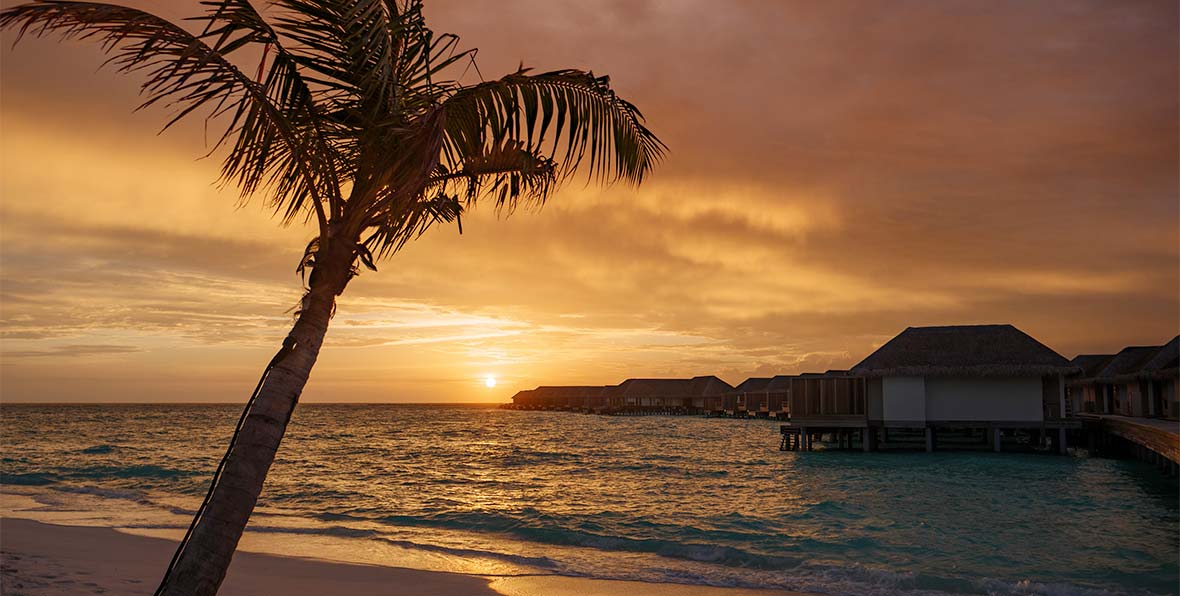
[766,375,797,391]
[616,379,680,397]
[616,375,734,397]
[736,374,854,392]
[1070,354,1114,377]
[691,375,734,395]
[531,386,610,399]
[734,377,772,393]
[1092,337,1179,381]
[1093,346,1159,379]
[1140,336,1178,377]
[851,324,1075,377]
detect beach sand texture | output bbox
[0,518,494,596]
[0,518,804,596]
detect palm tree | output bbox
[0,1,664,594]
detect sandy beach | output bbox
[0,517,807,596]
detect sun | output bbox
[484,376,497,388]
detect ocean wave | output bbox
[763,563,1152,596]
[762,562,947,596]
[244,524,379,539]
[2,472,59,486]
[358,509,802,571]
[66,464,201,481]
[376,537,562,570]
[595,461,731,477]
[304,511,1144,596]
[57,484,153,504]
[80,444,117,454]
[973,577,1143,596]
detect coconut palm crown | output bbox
[0,1,664,595]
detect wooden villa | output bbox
[1141,337,1179,419]
[613,376,734,414]
[1068,354,1114,415]
[763,375,795,418]
[506,376,733,414]
[505,386,611,411]
[726,377,772,416]
[1069,337,1179,420]
[781,325,1080,452]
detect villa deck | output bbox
[1081,414,1180,465]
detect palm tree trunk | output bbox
[158,244,354,596]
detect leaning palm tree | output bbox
[0,1,664,594]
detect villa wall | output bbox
[882,377,926,423]
[879,376,1044,424]
[925,377,1042,422]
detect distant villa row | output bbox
[508,325,1178,424]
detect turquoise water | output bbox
[2,404,1177,595]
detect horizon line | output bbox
[0,401,512,406]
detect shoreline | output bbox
[0,518,495,596]
[0,517,811,596]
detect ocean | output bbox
[1,404,1177,595]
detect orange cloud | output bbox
[1,0,1176,402]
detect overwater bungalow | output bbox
[1069,337,1179,419]
[727,377,772,416]
[782,324,1079,452]
[614,376,734,413]
[509,385,611,411]
[1068,354,1114,414]
[729,374,858,419]
[508,377,734,414]
[1141,338,1179,419]
[1074,347,1157,416]
[508,388,538,409]
[764,375,795,418]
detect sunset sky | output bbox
[1,0,1176,403]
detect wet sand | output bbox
[0,518,808,596]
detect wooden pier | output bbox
[1081,414,1179,474]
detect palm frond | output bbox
[0,0,339,231]
[195,0,348,222]
[266,1,467,120]
[440,68,666,194]
[430,140,557,212]
[361,191,464,259]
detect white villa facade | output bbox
[782,324,1079,452]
